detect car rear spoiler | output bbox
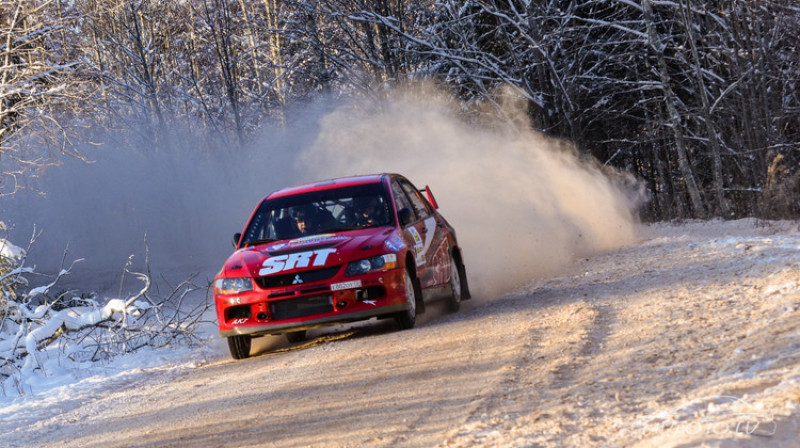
[422,185,439,209]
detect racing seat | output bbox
[316,209,336,232]
[274,217,296,240]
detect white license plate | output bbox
[330,280,362,291]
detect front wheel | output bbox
[227,334,252,359]
[394,268,418,330]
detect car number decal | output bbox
[408,227,424,259]
[259,248,337,275]
[409,217,438,266]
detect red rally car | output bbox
[214,173,471,359]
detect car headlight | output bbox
[345,253,398,276]
[214,277,253,295]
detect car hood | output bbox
[219,227,404,278]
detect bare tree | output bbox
[197,0,247,145]
[0,0,87,195]
[76,0,177,149]
[641,0,704,217]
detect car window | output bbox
[391,180,417,222]
[241,183,393,245]
[399,180,430,219]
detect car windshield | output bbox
[241,183,394,245]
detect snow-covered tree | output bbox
[0,0,87,195]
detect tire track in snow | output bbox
[433,292,616,447]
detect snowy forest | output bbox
[1,0,799,221]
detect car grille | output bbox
[225,305,252,321]
[255,266,341,289]
[271,294,333,320]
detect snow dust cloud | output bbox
[292,87,643,298]
[2,86,642,298]
[0,123,319,293]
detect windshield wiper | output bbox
[242,238,277,247]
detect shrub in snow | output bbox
[759,153,800,219]
[0,232,210,397]
[0,223,28,308]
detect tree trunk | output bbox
[680,0,729,216]
[642,0,705,218]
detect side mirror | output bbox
[423,185,439,209]
[398,208,414,227]
[232,233,242,249]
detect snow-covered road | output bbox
[2,219,799,447]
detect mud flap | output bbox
[459,261,472,300]
[414,275,426,314]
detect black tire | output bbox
[285,330,306,343]
[447,253,462,312]
[394,268,419,330]
[227,335,252,360]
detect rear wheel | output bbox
[447,253,462,312]
[394,268,418,330]
[227,335,252,360]
[285,330,306,343]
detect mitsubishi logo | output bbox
[292,274,304,285]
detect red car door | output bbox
[391,178,450,289]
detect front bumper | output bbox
[219,303,409,337]
[215,267,407,338]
